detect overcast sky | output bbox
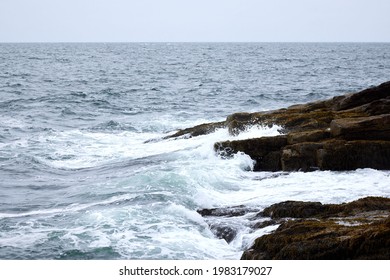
[1,0,389,42]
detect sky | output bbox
[0,0,389,42]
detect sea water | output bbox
[0,43,389,259]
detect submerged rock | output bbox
[197,205,252,217]
[197,205,261,243]
[241,197,390,260]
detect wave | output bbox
[89,120,138,132]
[0,193,138,219]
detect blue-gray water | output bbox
[1,43,390,259]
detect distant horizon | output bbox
[1,0,389,43]
[1,41,390,44]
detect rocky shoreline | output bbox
[170,81,390,259]
[170,81,390,172]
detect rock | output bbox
[197,205,255,217]
[253,219,278,229]
[281,142,324,171]
[197,205,262,243]
[360,98,390,115]
[287,129,331,145]
[317,140,390,170]
[226,112,255,135]
[209,224,238,243]
[260,201,328,219]
[241,196,390,260]
[330,114,390,140]
[336,196,390,214]
[167,121,225,138]
[259,196,390,219]
[241,217,390,260]
[331,81,390,111]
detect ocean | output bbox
[0,42,389,259]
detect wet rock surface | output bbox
[242,197,390,260]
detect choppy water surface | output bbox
[1,43,389,259]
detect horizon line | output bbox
[1,41,390,44]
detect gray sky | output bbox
[1,0,389,42]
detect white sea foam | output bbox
[32,123,280,169]
[0,115,27,129]
[0,231,48,249]
[193,168,390,209]
[234,124,282,140]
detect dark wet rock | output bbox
[226,112,255,135]
[259,197,390,219]
[209,224,238,243]
[241,196,390,260]
[261,201,328,219]
[167,121,225,139]
[197,205,254,217]
[253,219,278,229]
[281,142,324,172]
[316,140,390,171]
[198,205,262,243]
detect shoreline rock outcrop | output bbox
[241,197,390,260]
[198,197,390,260]
[169,81,390,171]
